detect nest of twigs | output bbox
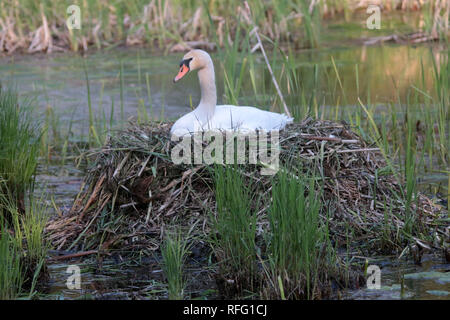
[46,119,446,258]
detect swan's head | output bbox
[173,49,212,83]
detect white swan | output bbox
[170,49,293,137]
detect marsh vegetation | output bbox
[0,0,448,300]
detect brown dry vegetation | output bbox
[0,0,448,54]
[46,119,445,256]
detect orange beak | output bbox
[174,64,189,83]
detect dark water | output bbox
[347,254,449,300]
[44,251,449,300]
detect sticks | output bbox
[300,134,359,144]
[244,1,292,119]
[50,250,97,261]
[77,173,106,222]
[281,132,359,144]
[336,148,380,154]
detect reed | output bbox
[0,219,23,300]
[18,198,49,268]
[1,0,445,54]
[0,85,41,217]
[161,229,190,300]
[210,164,258,296]
[265,167,330,299]
[0,186,48,298]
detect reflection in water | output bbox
[46,254,448,300]
[0,44,444,134]
[348,254,449,300]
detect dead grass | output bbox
[0,0,447,54]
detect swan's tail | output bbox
[284,114,294,124]
[275,113,293,131]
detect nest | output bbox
[46,119,445,257]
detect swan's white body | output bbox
[171,105,293,136]
[170,50,293,137]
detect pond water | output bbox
[1,42,445,132]
[347,254,449,300]
[1,15,448,300]
[44,252,449,300]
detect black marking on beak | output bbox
[174,58,193,83]
[179,57,193,68]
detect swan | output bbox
[170,49,293,137]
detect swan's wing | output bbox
[214,105,292,131]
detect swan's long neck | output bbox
[196,62,216,121]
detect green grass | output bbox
[0,86,48,298]
[0,86,41,216]
[0,219,23,300]
[0,184,49,299]
[265,167,331,299]
[0,190,49,296]
[17,199,49,266]
[161,229,190,300]
[210,164,258,295]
